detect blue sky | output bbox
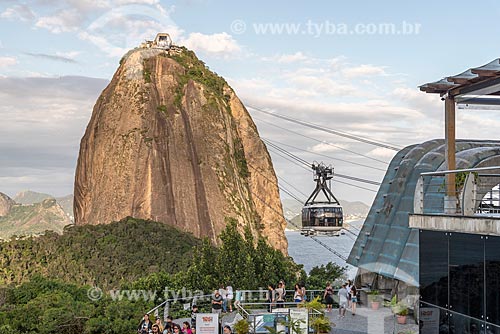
[1,0,500,206]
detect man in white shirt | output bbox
[338,284,348,318]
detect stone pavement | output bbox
[327,306,418,334]
[175,306,419,334]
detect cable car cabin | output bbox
[300,162,343,236]
[301,203,343,236]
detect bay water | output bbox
[286,220,363,280]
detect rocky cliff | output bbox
[74,47,288,252]
[0,192,14,217]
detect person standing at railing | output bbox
[293,284,303,303]
[275,282,285,308]
[323,282,334,313]
[190,305,198,331]
[219,284,228,313]
[234,289,242,308]
[279,280,286,302]
[301,283,307,301]
[266,284,276,312]
[212,290,223,316]
[226,284,234,312]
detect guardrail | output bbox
[414,166,500,216]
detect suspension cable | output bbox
[254,116,389,165]
[247,105,402,151]
[262,137,387,172]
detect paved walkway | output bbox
[327,306,418,334]
[175,306,419,334]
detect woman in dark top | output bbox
[138,314,152,334]
[323,282,334,312]
[350,285,358,316]
[266,284,275,312]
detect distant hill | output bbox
[0,217,200,288]
[13,190,54,205]
[0,197,71,240]
[339,199,370,217]
[12,190,74,219]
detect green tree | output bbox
[306,262,347,290]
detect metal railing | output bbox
[414,166,500,216]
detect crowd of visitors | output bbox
[139,279,360,333]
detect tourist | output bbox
[266,284,275,312]
[219,284,228,313]
[212,290,223,315]
[275,282,285,308]
[350,285,358,316]
[346,280,353,308]
[223,325,233,334]
[234,289,242,308]
[152,325,161,334]
[323,282,334,313]
[163,315,173,334]
[279,280,286,301]
[173,324,182,334]
[226,284,234,312]
[155,317,164,332]
[191,305,198,330]
[293,283,303,303]
[338,284,348,318]
[182,322,193,334]
[301,283,307,301]
[138,314,152,334]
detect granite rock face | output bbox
[74,47,288,253]
[0,192,14,217]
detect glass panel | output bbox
[448,311,484,334]
[449,233,484,319]
[486,322,500,334]
[486,235,500,326]
[420,230,449,308]
[419,302,448,334]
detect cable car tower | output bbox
[301,162,344,236]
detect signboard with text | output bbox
[420,307,439,334]
[289,308,308,334]
[196,313,219,334]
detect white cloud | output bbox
[78,31,125,58]
[368,147,397,159]
[342,64,386,78]
[35,9,82,33]
[56,51,81,59]
[310,143,349,153]
[181,32,241,57]
[262,52,309,64]
[0,76,108,197]
[0,57,17,68]
[0,4,36,22]
[276,52,308,63]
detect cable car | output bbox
[301,162,343,236]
